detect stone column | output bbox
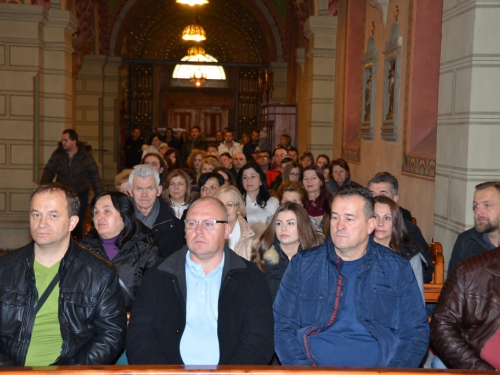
[0,4,76,249]
[434,0,500,272]
[270,61,287,103]
[303,16,336,157]
[76,55,121,190]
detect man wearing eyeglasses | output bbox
[127,197,274,365]
[256,150,271,173]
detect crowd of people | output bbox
[0,127,499,371]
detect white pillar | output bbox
[303,16,336,157]
[434,0,500,273]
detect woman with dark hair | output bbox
[141,151,167,186]
[326,158,356,196]
[300,151,314,169]
[165,148,181,169]
[198,172,225,198]
[80,191,161,311]
[164,169,195,221]
[214,166,236,186]
[252,203,323,300]
[316,154,330,169]
[373,196,425,302]
[165,127,179,150]
[237,162,279,225]
[302,165,332,237]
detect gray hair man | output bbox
[129,164,185,257]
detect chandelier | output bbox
[182,24,206,42]
[190,70,207,88]
[176,0,209,5]
[187,46,206,58]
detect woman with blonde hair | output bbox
[252,203,323,300]
[114,169,133,196]
[186,149,207,182]
[214,185,257,261]
[200,154,221,174]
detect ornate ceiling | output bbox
[117,0,276,63]
[70,0,339,64]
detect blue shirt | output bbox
[179,251,225,365]
[308,255,380,366]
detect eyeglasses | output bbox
[224,202,238,210]
[185,219,228,230]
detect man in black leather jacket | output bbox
[0,183,126,366]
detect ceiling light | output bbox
[190,70,207,88]
[187,46,206,57]
[176,0,209,6]
[182,24,206,42]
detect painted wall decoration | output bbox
[361,28,377,140]
[381,7,401,142]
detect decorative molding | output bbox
[401,0,436,179]
[361,35,377,140]
[368,0,390,26]
[295,47,305,74]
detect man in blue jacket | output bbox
[274,185,429,367]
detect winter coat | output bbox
[80,222,161,309]
[40,143,103,194]
[0,240,126,366]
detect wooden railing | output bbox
[424,242,444,303]
[0,365,495,374]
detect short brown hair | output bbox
[278,181,308,205]
[30,183,80,217]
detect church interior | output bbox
[0,0,499,277]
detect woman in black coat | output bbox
[80,191,161,311]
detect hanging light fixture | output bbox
[187,46,206,58]
[190,70,207,88]
[176,0,209,5]
[182,24,206,42]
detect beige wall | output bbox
[0,4,77,249]
[333,0,436,242]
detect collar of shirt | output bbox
[186,250,225,278]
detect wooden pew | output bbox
[0,365,495,374]
[424,242,444,303]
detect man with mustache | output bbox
[274,185,429,367]
[447,181,500,275]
